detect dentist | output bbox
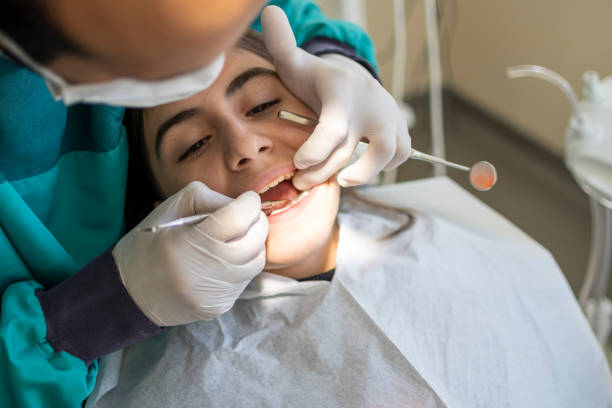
[0,1,410,406]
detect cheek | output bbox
[292,131,310,149]
[269,122,311,152]
[279,110,315,150]
[261,93,316,150]
[154,154,233,198]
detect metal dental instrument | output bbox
[138,213,212,233]
[410,151,497,192]
[139,200,288,233]
[277,109,498,191]
[278,110,315,126]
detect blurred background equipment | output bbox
[508,65,612,344]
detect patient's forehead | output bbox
[221,47,275,79]
[141,46,277,151]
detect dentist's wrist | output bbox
[36,247,163,363]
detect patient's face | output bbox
[141,47,340,275]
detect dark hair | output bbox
[0,0,85,64]
[124,101,159,230]
[123,29,415,238]
[342,188,416,241]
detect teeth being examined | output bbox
[267,190,309,216]
[258,171,295,194]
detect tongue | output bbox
[260,180,299,202]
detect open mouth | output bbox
[258,170,310,216]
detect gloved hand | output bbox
[261,5,411,190]
[112,182,268,327]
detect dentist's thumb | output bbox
[261,5,297,61]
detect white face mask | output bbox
[0,30,225,107]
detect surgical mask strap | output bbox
[0,29,226,107]
[0,29,69,91]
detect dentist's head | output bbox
[0,0,267,106]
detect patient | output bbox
[91,31,612,407]
[123,30,410,281]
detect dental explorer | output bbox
[139,200,286,233]
[277,109,497,191]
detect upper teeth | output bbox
[258,170,295,194]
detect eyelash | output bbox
[178,136,211,162]
[246,99,280,116]
[177,99,281,162]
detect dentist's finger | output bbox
[182,210,268,271]
[337,129,397,187]
[147,181,231,226]
[182,181,233,213]
[230,248,267,283]
[198,191,262,242]
[214,212,268,266]
[292,137,356,191]
[293,103,349,169]
[383,119,412,171]
[261,5,297,60]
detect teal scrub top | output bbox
[0,0,377,406]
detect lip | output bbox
[251,162,297,194]
[266,179,327,223]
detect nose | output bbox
[223,121,272,171]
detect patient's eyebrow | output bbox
[226,67,278,97]
[155,107,202,158]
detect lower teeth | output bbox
[269,190,309,216]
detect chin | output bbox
[263,179,340,274]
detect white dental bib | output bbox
[88,178,612,407]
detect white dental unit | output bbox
[508,65,612,344]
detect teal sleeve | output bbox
[251,0,379,73]
[0,57,126,407]
[0,281,97,408]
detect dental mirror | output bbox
[277,110,498,191]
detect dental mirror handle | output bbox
[277,109,497,191]
[138,213,211,233]
[278,110,318,126]
[278,110,470,171]
[138,200,289,233]
[409,149,470,172]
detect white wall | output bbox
[318,0,612,155]
[317,0,432,95]
[448,0,612,155]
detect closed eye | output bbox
[246,99,281,116]
[178,136,211,162]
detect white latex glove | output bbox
[112,182,268,327]
[261,5,411,190]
